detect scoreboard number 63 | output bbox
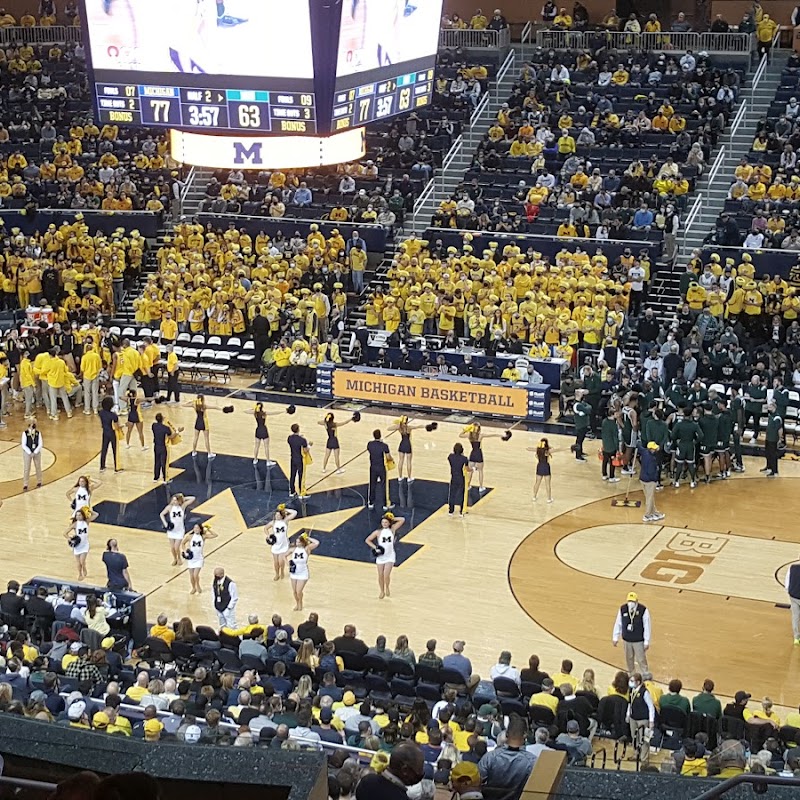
[237,104,261,128]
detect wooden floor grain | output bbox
[3,394,799,712]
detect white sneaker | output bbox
[690,481,697,488]
[252,459,258,465]
[608,477,620,483]
[653,512,665,520]
[209,453,217,459]
[266,460,276,466]
[547,498,554,503]
[335,468,345,474]
[643,514,655,522]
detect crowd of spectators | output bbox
[2,589,800,793]
[198,57,488,228]
[0,27,179,216]
[715,52,800,249]
[430,47,740,264]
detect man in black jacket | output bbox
[0,580,25,628]
[250,307,270,364]
[297,612,326,646]
[26,586,56,630]
[637,308,660,363]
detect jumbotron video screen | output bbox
[83,0,317,134]
[81,0,442,135]
[332,0,443,130]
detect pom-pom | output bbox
[425,422,438,432]
[352,411,361,422]
[286,405,296,415]
[222,405,234,413]
[502,431,512,441]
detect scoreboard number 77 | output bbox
[149,99,171,123]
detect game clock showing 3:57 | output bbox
[96,84,317,134]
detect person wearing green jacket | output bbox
[572,389,592,462]
[601,407,621,483]
[672,406,703,488]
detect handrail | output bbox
[520,21,532,44]
[705,145,726,204]
[680,196,703,252]
[469,92,490,132]
[0,24,81,44]
[494,48,516,103]
[409,136,463,234]
[534,28,752,53]
[195,210,385,230]
[728,101,747,142]
[0,776,58,792]
[692,773,800,800]
[178,165,197,217]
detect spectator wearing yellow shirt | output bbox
[553,8,573,27]
[668,114,686,133]
[80,346,103,416]
[529,679,560,712]
[159,312,178,343]
[748,181,767,201]
[644,14,661,32]
[45,351,73,419]
[470,10,488,28]
[551,659,578,690]
[557,129,576,156]
[611,65,629,85]
[150,614,176,645]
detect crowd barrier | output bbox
[699,246,800,280]
[197,214,388,261]
[0,209,162,238]
[422,228,663,263]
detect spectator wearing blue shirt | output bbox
[345,230,367,254]
[633,204,654,230]
[293,182,312,207]
[442,640,472,681]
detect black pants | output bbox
[369,467,387,506]
[101,433,117,470]
[744,410,761,435]
[448,480,465,512]
[765,439,779,474]
[267,364,288,388]
[290,459,304,494]
[140,374,154,399]
[602,451,616,479]
[166,372,180,402]
[575,428,587,458]
[154,446,168,481]
[254,336,269,367]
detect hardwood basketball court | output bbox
[2,389,799,712]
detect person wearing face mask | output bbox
[21,418,43,491]
[625,672,656,765]
[612,592,651,673]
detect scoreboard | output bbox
[96,84,317,135]
[331,69,434,132]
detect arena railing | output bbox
[493,47,517,104]
[409,135,463,232]
[534,28,753,54]
[0,24,81,45]
[520,21,533,44]
[692,774,800,800]
[179,165,197,216]
[438,27,510,50]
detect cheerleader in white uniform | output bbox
[63,505,98,580]
[288,532,319,611]
[66,475,102,519]
[364,512,405,600]
[264,504,298,581]
[180,522,218,594]
[159,492,196,566]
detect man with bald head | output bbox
[356,741,425,799]
[332,624,368,657]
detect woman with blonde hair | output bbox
[265,504,297,581]
[160,492,196,566]
[295,638,319,669]
[64,505,98,580]
[459,421,510,493]
[393,634,416,664]
[387,415,427,481]
[753,696,781,726]
[295,674,313,699]
[579,668,597,696]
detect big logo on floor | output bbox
[507,479,799,698]
[94,453,491,566]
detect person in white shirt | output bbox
[21,420,43,491]
[536,169,555,189]
[489,650,521,685]
[743,230,764,249]
[550,63,570,83]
